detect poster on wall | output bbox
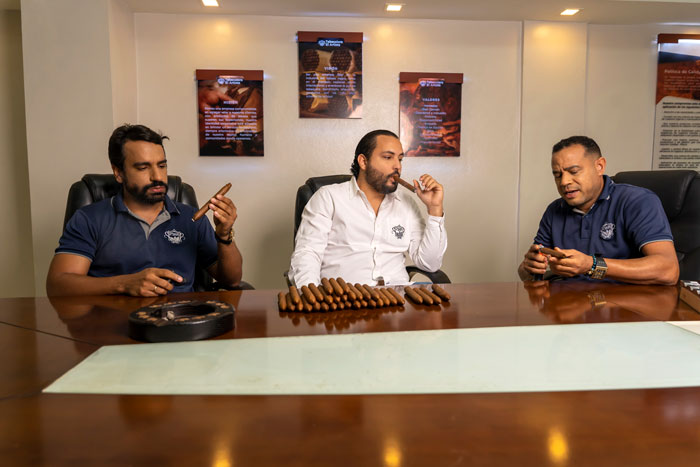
[297,31,362,118]
[653,34,700,170]
[399,72,463,157]
[196,69,264,157]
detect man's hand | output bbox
[209,194,237,239]
[414,174,444,217]
[120,268,183,296]
[547,248,594,277]
[518,244,549,280]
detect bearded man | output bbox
[289,129,447,286]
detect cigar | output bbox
[386,288,406,305]
[308,283,325,302]
[538,247,568,259]
[431,284,451,301]
[301,285,317,305]
[289,286,301,305]
[321,278,334,295]
[278,292,288,311]
[192,183,232,222]
[395,175,416,193]
[403,286,423,304]
[413,287,434,305]
[419,286,442,305]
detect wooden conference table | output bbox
[1,281,700,465]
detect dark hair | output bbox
[350,129,399,178]
[108,124,169,170]
[552,136,601,158]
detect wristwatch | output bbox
[587,254,607,280]
[216,228,234,245]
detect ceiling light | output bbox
[385,3,404,12]
[560,9,580,16]
[202,0,219,7]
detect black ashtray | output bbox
[128,300,235,342]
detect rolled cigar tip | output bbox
[395,175,416,193]
[191,182,233,222]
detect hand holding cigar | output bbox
[192,183,232,222]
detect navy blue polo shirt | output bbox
[56,192,218,292]
[534,175,673,265]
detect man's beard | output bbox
[365,164,398,195]
[123,177,167,205]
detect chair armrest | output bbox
[405,266,451,284]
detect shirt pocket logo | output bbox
[164,229,185,245]
[392,224,405,240]
[600,222,615,240]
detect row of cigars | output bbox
[278,277,451,312]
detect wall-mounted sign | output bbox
[297,31,362,118]
[399,72,462,157]
[653,34,700,170]
[196,69,264,157]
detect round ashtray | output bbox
[128,300,235,342]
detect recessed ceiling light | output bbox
[202,0,219,7]
[560,9,580,16]
[386,3,404,12]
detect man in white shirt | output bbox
[289,129,447,287]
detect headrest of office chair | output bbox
[63,174,198,229]
[612,170,696,221]
[294,174,352,236]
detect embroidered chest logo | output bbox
[392,225,405,240]
[600,222,616,240]
[164,229,185,245]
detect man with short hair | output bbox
[518,135,678,285]
[289,129,447,287]
[47,124,243,296]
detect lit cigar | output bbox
[394,175,416,193]
[192,183,232,222]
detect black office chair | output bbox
[612,170,700,280]
[292,174,450,284]
[63,174,254,290]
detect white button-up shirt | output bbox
[289,178,447,287]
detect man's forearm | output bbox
[604,255,679,285]
[47,273,128,297]
[213,242,243,286]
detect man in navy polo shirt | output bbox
[518,136,678,285]
[46,124,243,296]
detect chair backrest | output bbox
[63,174,198,229]
[612,170,700,280]
[294,174,351,236]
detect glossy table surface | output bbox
[2,281,700,465]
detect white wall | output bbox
[0,9,34,297]
[135,14,523,289]
[15,3,700,294]
[21,0,117,296]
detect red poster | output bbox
[399,72,462,157]
[196,69,264,157]
[298,31,362,118]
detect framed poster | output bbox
[196,69,264,156]
[653,34,700,170]
[298,31,362,118]
[399,72,463,157]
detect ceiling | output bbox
[2,0,699,24]
[123,0,700,24]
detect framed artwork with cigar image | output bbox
[399,72,463,157]
[196,69,264,157]
[297,31,363,118]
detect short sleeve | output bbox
[625,190,673,250]
[55,210,98,261]
[533,203,555,247]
